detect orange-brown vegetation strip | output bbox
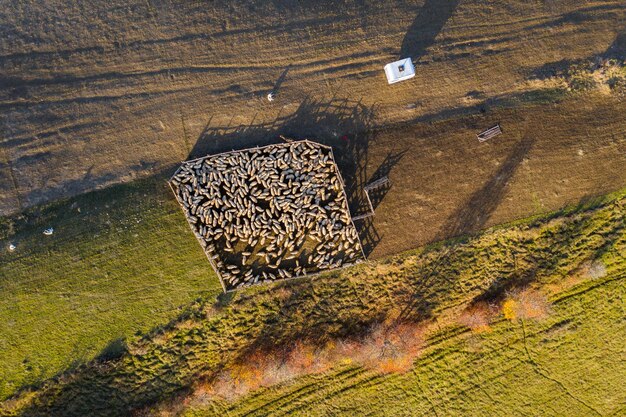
[3,192,625,417]
[203,321,427,400]
[142,285,553,415]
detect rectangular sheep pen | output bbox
[169,140,365,291]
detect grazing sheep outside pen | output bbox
[169,140,365,291]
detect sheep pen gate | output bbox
[169,139,366,291]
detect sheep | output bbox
[170,140,364,289]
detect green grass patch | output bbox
[0,174,222,400]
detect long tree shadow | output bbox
[606,29,626,59]
[399,0,460,60]
[438,134,535,239]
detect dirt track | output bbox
[1,0,626,215]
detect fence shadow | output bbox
[400,0,460,60]
[356,215,381,257]
[366,149,408,211]
[187,96,396,257]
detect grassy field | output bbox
[0,174,222,400]
[2,1,625,415]
[181,272,625,417]
[2,185,623,416]
[1,87,623,413]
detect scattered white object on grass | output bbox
[8,243,16,252]
[43,227,54,236]
[384,58,415,84]
[267,92,275,102]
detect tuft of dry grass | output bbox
[587,260,608,280]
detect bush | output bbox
[458,302,498,332]
[502,289,550,322]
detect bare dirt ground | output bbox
[364,93,626,257]
[1,0,625,216]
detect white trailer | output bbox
[384,58,415,84]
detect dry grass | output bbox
[2,0,625,216]
[502,288,551,322]
[182,320,428,405]
[457,302,499,333]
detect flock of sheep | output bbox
[170,140,364,290]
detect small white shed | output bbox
[384,58,415,84]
